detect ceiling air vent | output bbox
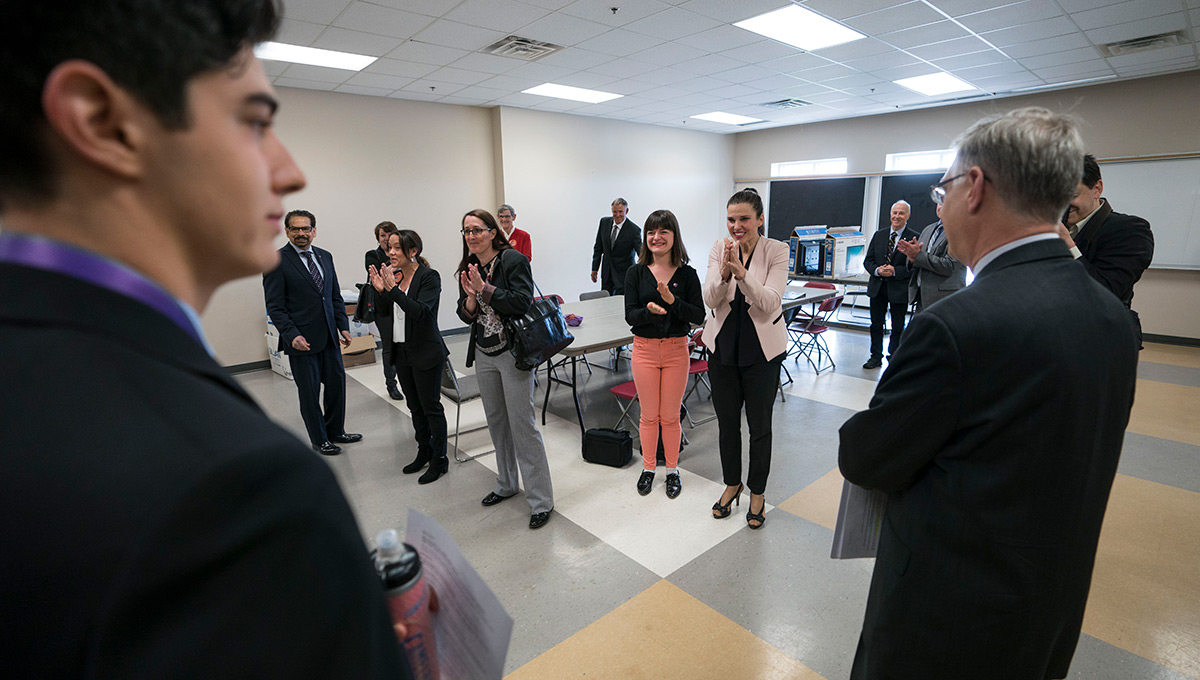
[484,35,563,61]
[761,98,811,109]
[1097,30,1188,57]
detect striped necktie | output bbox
[301,251,324,292]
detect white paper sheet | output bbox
[830,479,887,559]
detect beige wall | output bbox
[733,70,1200,340]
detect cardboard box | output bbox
[265,333,294,380]
[342,333,377,367]
[824,228,868,278]
[788,226,827,273]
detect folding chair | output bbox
[789,281,837,326]
[682,329,716,426]
[788,294,844,373]
[578,290,611,374]
[610,379,688,447]
[441,356,494,463]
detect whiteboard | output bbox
[1097,157,1200,270]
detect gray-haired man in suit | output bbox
[896,203,967,312]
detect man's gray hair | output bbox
[892,200,910,211]
[498,204,515,216]
[612,197,628,208]
[952,107,1083,225]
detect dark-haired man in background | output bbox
[1058,153,1154,346]
[0,1,410,677]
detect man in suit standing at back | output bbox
[839,107,1139,680]
[896,203,967,313]
[264,210,363,455]
[862,200,919,368]
[591,197,640,295]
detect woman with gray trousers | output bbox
[456,208,554,530]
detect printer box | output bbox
[788,226,827,275]
[341,334,377,367]
[823,228,867,278]
[265,327,293,381]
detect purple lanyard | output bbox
[0,233,204,346]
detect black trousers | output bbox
[378,319,397,388]
[393,344,447,468]
[869,287,908,359]
[290,341,346,446]
[708,354,783,495]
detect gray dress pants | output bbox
[474,350,554,514]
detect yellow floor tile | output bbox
[1127,379,1200,447]
[783,371,877,413]
[1083,474,1200,679]
[505,580,826,680]
[776,467,844,531]
[1141,343,1200,370]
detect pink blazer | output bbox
[701,236,789,361]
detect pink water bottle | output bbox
[376,529,439,680]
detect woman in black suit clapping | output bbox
[368,229,449,484]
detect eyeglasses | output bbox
[929,173,965,205]
[286,225,314,233]
[461,227,492,237]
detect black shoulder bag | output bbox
[501,269,574,371]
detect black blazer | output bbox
[591,217,640,294]
[364,246,391,323]
[0,263,411,679]
[376,263,448,366]
[862,225,920,303]
[839,238,1139,679]
[624,263,705,338]
[263,245,349,355]
[456,248,534,366]
[1073,198,1154,309]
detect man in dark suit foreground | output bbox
[264,209,363,455]
[0,2,410,677]
[839,107,1139,680]
[591,197,640,295]
[862,200,920,368]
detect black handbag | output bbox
[582,428,633,467]
[353,283,375,324]
[502,279,574,371]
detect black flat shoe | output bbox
[665,473,682,499]
[862,357,882,369]
[402,455,429,474]
[313,441,341,456]
[529,510,552,530]
[746,494,766,530]
[387,385,404,400]
[712,482,743,519]
[418,461,447,485]
[481,491,515,507]
[636,470,654,496]
[331,433,363,444]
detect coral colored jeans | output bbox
[631,335,690,470]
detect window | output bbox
[885,148,956,172]
[770,157,848,177]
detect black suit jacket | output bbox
[862,225,919,304]
[376,263,448,366]
[839,238,1139,680]
[456,248,534,367]
[591,217,640,294]
[0,263,410,679]
[263,245,349,355]
[1073,198,1153,309]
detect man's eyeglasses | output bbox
[929,173,966,205]
[461,227,492,237]
[286,225,314,233]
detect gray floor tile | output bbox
[1068,633,1195,680]
[1118,432,1200,494]
[1138,360,1200,389]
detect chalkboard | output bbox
[768,177,866,241]
[1096,157,1200,270]
[879,173,941,233]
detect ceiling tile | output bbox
[627,66,696,85]
[969,73,1044,91]
[1017,46,1101,70]
[388,90,443,102]
[674,75,732,93]
[589,57,661,78]
[445,0,552,33]
[436,95,491,106]
[630,41,709,66]
[761,51,832,74]
[813,38,897,63]
[1115,57,1197,76]
[400,78,467,95]
[931,49,1009,70]
[677,0,796,23]
[560,0,674,26]
[821,73,888,90]
[1037,69,1113,85]
[1032,60,1113,79]
[955,0,1064,34]
[346,72,414,89]
[332,2,435,39]
[720,39,804,64]
[312,27,403,56]
[520,12,613,45]
[846,2,946,36]
[905,35,994,60]
[1085,13,1187,46]
[981,15,1078,46]
[1071,0,1179,30]
[791,63,861,82]
[412,20,507,51]
[675,24,764,51]
[335,84,397,96]
[842,81,904,96]
[873,62,944,81]
[594,77,662,94]
[1001,32,1092,59]
[263,60,290,77]
[711,64,778,84]
[451,85,513,100]
[1054,0,1122,11]
[742,73,807,90]
[1105,44,1196,68]
[449,52,527,75]
[555,71,620,88]
[706,83,760,98]
[280,64,356,83]
[928,0,1021,17]
[668,91,726,106]
[504,60,579,82]
[280,0,354,25]
[841,49,920,72]
[577,28,663,57]
[879,20,970,49]
[425,66,494,85]
[622,7,723,41]
[275,77,340,91]
[384,41,469,65]
[777,81,838,97]
[521,0,579,11]
[635,85,691,101]
[476,73,545,90]
[533,47,615,70]
[368,0,466,16]
[803,0,915,21]
[277,18,325,45]
[363,58,438,78]
[953,60,1029,78]
[673,52,746,75]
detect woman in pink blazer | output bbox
[702,188,789,529]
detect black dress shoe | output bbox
[402,455,429,474]
[529,510,552,530]
[665,473,682,499]
[636,470,654,496]
[313,441,341,456]
[387,385,404,400]
[331,433,363,444]
[418,462,447,485]
[862,357,883,369]
[481,491,515,507]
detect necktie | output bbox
[611,222,620,247]
[1068,222,1080,239]
[887,230,897,263]
[301,251,324,292]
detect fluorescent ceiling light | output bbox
[690,111,764,126]
[254,41,376,71]
[735,5,866,51]
[894,73,978,96]
[522,83,622,104]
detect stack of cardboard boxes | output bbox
[788,226,868,278]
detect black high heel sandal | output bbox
[746,493,766,530]
[712,482,743,519]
